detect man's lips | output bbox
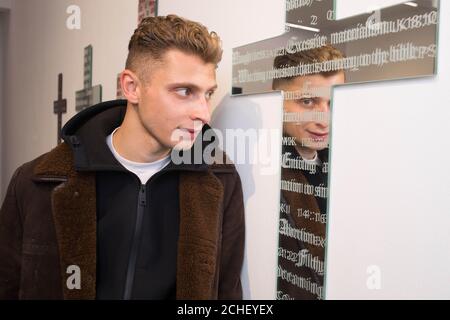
[184,128,200,134]
[182,128,200,139]
[307,131,329,139]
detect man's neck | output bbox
[295,146,318,161]
[113,110,171,163]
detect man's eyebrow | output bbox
[169,83,218,91]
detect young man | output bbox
[0,15,245,300]
[273,45,345,300]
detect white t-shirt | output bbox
[302,151,321,166]
[296,147,322,166]
[106,128,171,185]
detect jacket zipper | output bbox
[123,184,147,300]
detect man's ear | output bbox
[120,70,140,104]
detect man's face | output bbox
[280,72,345,154]
[136,49,217,151]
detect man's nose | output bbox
[191,96,211,124]
[315,100,330,128]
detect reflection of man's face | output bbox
[280,72,345,159]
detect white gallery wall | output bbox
[0,0,11,214]
[325,0,450,299]
[1,0,138,199]
[0,13,5,202]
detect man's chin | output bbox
[172,139,195,151]
[312,144,329,151]
[301,142,329,152]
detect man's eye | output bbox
[299,98,314,107]
[175,88,192,97]
[205,91,215,100]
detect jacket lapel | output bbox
[177,170,224,299]
[33,143,97,299]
